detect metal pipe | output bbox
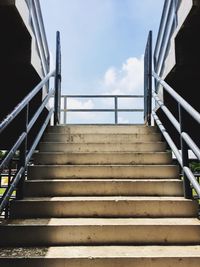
[152,111,182,165]
[182,132,200,161]
[153,71,200,124]
[0,70,55,134]
[183,167,200,198]
[63,109,143,112]
[63,95,143,98]
[115,96,118,124]
[153,92,180,132]
[26,109,54,164]
[27,88,55,132]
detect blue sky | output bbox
[40,0,164,123]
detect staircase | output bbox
[0,124,200,266]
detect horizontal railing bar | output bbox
[60,109,144,112]
[153,71,200,124]
[62,95,144,98]
[0,70,55,135]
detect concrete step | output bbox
[42,133,162,143]
[28,165,179,179]
[47,125,158,134]
[1,245,200,267]
[34,152,172,165]
[24,179,183,197]
[10,196,197,218]
[39,142,167,153]
[1,218,200,246]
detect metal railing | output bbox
[0,32,61,217]
[154,0,180,81]
[26,0,50,78]
[56,95,144,124]
[145,30,200,200]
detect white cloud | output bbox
[67,98,94,109]
[104,67,117,86]
[67,98,96,122]
[102,55,144,95]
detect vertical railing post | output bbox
[16,104,29,200]
[114,96,118,124]
[64,96,67,124]
[178,104,192,199]
[54,31,61,125]
[144,31,152,126]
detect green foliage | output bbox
[190,161,200,173]
[0,150,5,159]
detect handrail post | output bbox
[178,104,192,199]
[16,104,29,200]
[54,31,62,125]
[115,96,118,124]
[144,31,152,126]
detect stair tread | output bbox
[1,245,200,258]
[25,178,181,182]
[16,196,191,201]
[35,151,170,155]
[44,133,161,136]
[30,164,176,167]
[40,141,165,144]
[3,218,200,226]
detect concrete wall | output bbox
[0,0,48,149]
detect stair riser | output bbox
[24,180,183,197]
[39,143,166,153]
[43,133,161,143]
[10,200,197,218]
[1,225,200,246]
[47,126,158,134]
[1,258,200,267]
[28,165,179,179]
[34,153,172,165]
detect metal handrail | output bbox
[26,0,50,77]
[0,71,54,136]
[152,111,200,198]
[57,94,144,124]
[144,28,200,200]
[0,31,61,216]
[152,71,200,199]
[154,0,180,78]
[153,72,200,124]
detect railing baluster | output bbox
[54,31,62,125]
[16,104,29,200]
[64,96,67,124]
[115,96,118,124]
[178,104,192,199]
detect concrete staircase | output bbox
[0,124,200,266]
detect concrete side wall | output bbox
[0,0,43,77]
[162,0,194,79]
[0,0,49,149]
